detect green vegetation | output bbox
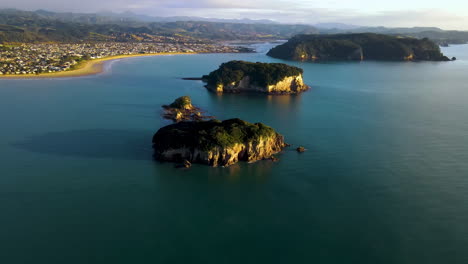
[267,33,450,61]
[153,118,277,151]
[0,9,318,43]
[1,9,467,45]
[203,60,303,87]
[169,96,193,109]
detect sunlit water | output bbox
[1,43,467,264]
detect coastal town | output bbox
[0,42,250,76]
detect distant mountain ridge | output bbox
[318,25,444,33]
[0,9,467,45]
[0,9,317,43]
[317,25,468,45]
[0,9,278,25]
[313,23,361,30]
[98,11,278,24]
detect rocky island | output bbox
[267,33,451,62]
[153,118,286,167]
[202,60,309,94]
[162,96,213,122]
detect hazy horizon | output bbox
[1,0,467,30]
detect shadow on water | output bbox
[104,103,160,109]
[11,129,154,161]
[207,91,304,111]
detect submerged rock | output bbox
[202,60,309,94]
[175,159,192,169]
[153,118,286,167]
[296,146,306,153]
[270,155,280,162]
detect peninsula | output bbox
[153,118,286,167]
[202,60,309,94]
[267,33,451,62]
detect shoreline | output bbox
[0,52,197,79]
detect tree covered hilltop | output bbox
[153,118,286,167]
[267,33,452,62]
[202,60,309,94]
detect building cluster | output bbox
[0,42,248,75]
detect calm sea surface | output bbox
[1,43,467,264]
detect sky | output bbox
[1,0,468,30]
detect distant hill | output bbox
[0,9,318,43]
[95,11,278,24]
[314,23,361,30]
[0,9,467,45]
[320,26,445,34]
[318,25,468,45]
[27,9,278,25]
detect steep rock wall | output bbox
[208,74,308,94]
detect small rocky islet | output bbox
[162,96,214,122]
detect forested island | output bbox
[202,61,309,94]
[153,118,286,167]
[267,33,451,62]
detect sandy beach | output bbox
[0,52,196,79]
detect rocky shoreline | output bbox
[202,61,309,94]
[267,33,452,62]
[162,96,214,122]
[153,118,287,167]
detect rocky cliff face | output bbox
[162,96,214,122]
[208,74,308,94]
[155,135,285,167]
[203,60,309,94]
[153,119,286,167]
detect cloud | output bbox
[0,0,284,11]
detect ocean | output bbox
[0,43,467,263]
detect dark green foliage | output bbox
[0,24,47,43]
[204,60,303,87]
[153,118,277,151]
[59,55,84,64]
[169,96,192,109]
[267,33,450,61]
[293,39,362,60]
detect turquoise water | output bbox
[1,44,468,264]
